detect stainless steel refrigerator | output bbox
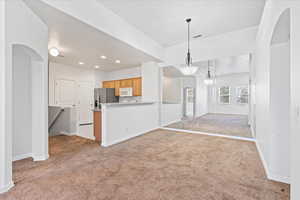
[94,88,119,107]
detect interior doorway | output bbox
[183,87,195,118]
[12,44,48,162]
[269,8,291,183]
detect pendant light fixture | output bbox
[179,18,198,76]
[204,60,214,85]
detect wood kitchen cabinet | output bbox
[114,80,120,96]
[102,77,142,96]
[103,81,115,88]
[132,77,142,96]
[120,79,133,88]
[93,111,101,143]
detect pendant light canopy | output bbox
[179,18,198,76]
[204,60,214,85]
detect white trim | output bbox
[160,119,181,127]
[33,154,49,161]
[77,134,95,141]
[13,153,33,161]
[60,131,75,136]
[255,140,270,178]
[102,127,160,147]
[251,126,255,138]
[161,127,256,142]
[268,172,290,184]
[0,182,14,194]
[255,140,290,184]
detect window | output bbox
[236,86,249,104]
[219,86,230,104]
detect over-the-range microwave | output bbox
[119,88,133,97]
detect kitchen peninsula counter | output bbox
[93,101,159,147]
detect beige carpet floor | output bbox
[0,130,289,200]
[166,113,253,138]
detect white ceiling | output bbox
[97,0,266,47]
[25,0,159,72]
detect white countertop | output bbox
[101,102,155,106]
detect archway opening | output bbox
[269,8,291,182]
[12,44,44,162]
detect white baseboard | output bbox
[102,127,160,147]
[255,140,270,178]
[161,127,256,142]
[0,182,14,194]
[77,134,95,140]
[13,153,33,161]
[33,154,49,161]
[60,131,75,136]
[255,140,290,184]
[161,119,181,127]
[268,173,290,184]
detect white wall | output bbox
[49,62,98,106]
[165,27,257,65]
[162,76,182,103]
[291,6,300,200]
[253,1,300,197]
[101,103,159,147]
[0,0,8,193]
[160,103,182,126]
[12,47,32,160]
[208,73,249,115]
[269,42,290,182]
[142,62,161,102]
[195,76,208,117]
[1,0,49,193]
[103,67,141,81]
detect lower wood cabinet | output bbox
[93,111,101,143]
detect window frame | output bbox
[236,85,249,105]
[218,86,231,105]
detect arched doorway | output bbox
[12,44,48,162]
[269,8,291,183]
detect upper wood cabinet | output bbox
[102,81,115,88]
[120,79,133,88]
[102,77,142,96]
[114,80,120,96]
[132,77,142,96]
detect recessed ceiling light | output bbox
[94,65,100,69]
[79,62,84,65]
[115,60,121,64]
[101,55,107,59]
[49,47,60,57]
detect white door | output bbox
[55,79,76,107]
[183,87,195,117]
[78,82,94,124]
[78,82,94,140]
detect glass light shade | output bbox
[204,78,214,85]
[179,66,198,76]
[49,48,60,57]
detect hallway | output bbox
[0,130,288,200]
[166,113,253,139]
